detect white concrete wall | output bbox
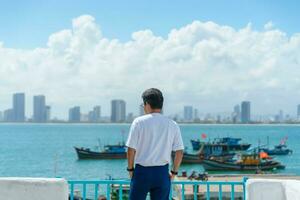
[246,179,300,200]
[0,177,68,200]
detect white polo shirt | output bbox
[126,113,184,167]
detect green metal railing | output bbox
[68,177,247,200]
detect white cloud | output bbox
[264,21,274,30]
[1,15,300,118]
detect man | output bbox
[126,88,184,200]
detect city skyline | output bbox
[1,92,300,123]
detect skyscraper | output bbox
[46,106,51,122]
[88,106,101,122]
[33,95,47,123]
[93,106,101,121]
[139,104,144,116]
[233,104,241,123]
[184,106,193,122]
[69,106,81,122]
[194,108,199,120]
[3,109,14,122]
[297,104,300,119]
[13,93,25,122]
[241,101,251,123]
[111,100,126,122]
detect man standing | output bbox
[126,88,184,200]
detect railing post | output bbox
[219,184,222,199]
[243,177,248,200]
[231,184,235,200]
[206,183,210,200]
[181,183,185,200]
[94,183,99,200]
[70,183,74,200]
[193,184,197,200]
[119,184,123,200]
[83,183,86,200]
[106,183,111,199]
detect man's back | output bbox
[126,88,184,200]
[126,113,183,167]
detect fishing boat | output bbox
[260,136,292,155]
[260,144,292,155]
[173,143,235,164]
[202,152,285,171]
[74,143,127,159]
[180,152,235,164]
[191,137,251,151]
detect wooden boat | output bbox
[202,153,285,171]
[179,152,235,164]
[74,143,126,159]
[261,144,292,155]
[260,137,292,155]
[172,144,235,164]
[191,137,251,151]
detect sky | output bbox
[0,0,300,119]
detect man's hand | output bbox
[169,172,176,180]
[129,171,133,179]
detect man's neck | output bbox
[147,109,161,114]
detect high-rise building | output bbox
[88,106,101,122]
[3,109,14,122]
[279,110,284,122]
[126,112,134,123]
[46,106,51,122]
[194,108,199,120]
[12,93,25,122]
[88,111,94,122]
[93,106,101,121]
[69,106,81,122]
[241,101,251,123]
[232,104,241,123]
[184,106,193,122]
[297,104,300,119]
[139,104,144,116]
[0,111,3,121]
[33,95,47,123]
[111,100,126,122]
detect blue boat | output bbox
[191,137,251,151]
[75,143,127,159]
[260,144,292,155]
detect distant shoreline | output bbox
[1,122,300,126]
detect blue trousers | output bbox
[129,164,170,200]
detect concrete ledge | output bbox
[0,177,68,200]
[246,178,300,200]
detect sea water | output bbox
[0,124,299,180]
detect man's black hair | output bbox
[142,88,164,109]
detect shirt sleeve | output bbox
[172,124,184,151]
[126,120,140,150]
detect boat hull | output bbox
[261,148,292,155]
[75,147,126,159]
[172,152,234,164]
[202,159,285,171]
[191,140,251,151]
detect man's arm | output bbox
[127,147,136,178]
[171,150,183,179]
